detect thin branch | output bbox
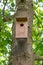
[3,15,14,22]
[3,0,7,16]
[3,4,5,16]
[34,53,43,60]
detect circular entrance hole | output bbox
[20,23,24,27]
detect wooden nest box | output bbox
[16,17,28,40]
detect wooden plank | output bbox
[16,18,27,22]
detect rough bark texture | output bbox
[8,0,34,65]
[8,0,43,65]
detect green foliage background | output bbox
[0,0,43,65]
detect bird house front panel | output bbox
[16,18,28,38]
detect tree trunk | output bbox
[8,0,34,65]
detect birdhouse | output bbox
[16,17,28,39]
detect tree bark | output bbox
[8,0,43,65]
[8,0,34,65]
